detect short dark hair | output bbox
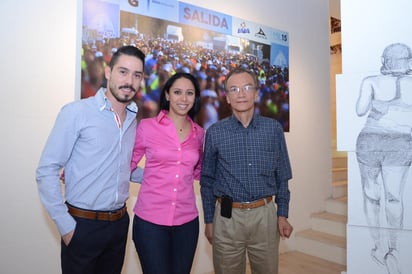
[224,67,258,91]
[108,46,145,70]
[159,73,201,120]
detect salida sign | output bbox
[179,3,232,34]
[182,7,229,30]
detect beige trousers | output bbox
[213,200,280,274]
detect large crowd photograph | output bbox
[81,0,290,130]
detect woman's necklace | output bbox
[177,121,188,134]
[178,124,186,133]
[176,121,189,142]
[170,113,188,135]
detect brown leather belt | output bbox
[217,196,273,209]
[67,203,127,221]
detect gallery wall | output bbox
[0,0,332,273]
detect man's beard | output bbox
[109,84,136,103]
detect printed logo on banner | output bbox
[128,0,138,7]
[237,22,250,34]
[255,28,267,40]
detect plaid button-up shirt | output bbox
[200,114,292,223]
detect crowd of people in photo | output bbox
[81,33,290,131]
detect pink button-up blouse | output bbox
[131,110,204,226]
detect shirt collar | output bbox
[229,113,260,130]
[156,109,169,124]
[95,88,138,114]
[156,110,197,130]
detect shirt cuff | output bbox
[56,212,77,236]
[130,167,144,183]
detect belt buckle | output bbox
[107,211,113,221]
[241,201,251,210]
[108,210,119,221]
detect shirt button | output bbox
[172,202,176,206]
[248,163,252,166]
[173,188,177,192]
[177,161,181,165]
[176,174,179,178]
[177,147,181,151]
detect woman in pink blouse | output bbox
[130,72,204,274]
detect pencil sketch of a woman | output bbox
[356,43,412,274]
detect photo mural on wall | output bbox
[81,0,290,131]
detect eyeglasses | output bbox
[228,85,256,94]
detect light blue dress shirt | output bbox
[36,88,138,236]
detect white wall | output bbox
[0,0,332,273]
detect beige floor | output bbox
[244,251,346,274]
[278,251,346,274]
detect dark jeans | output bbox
[61,213,129,274]
[132,215,199,274]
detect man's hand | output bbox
[62,230,74,246]
[278,216,293,240]
[205,223,213,244]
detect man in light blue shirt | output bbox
[36,46,145,274]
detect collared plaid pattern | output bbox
[200,114,292,223]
